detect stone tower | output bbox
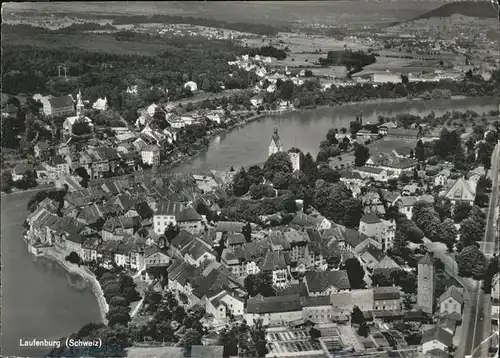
[269,127,283,157]
[417,253,435,314]
[288,151,301,172]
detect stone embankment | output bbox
[41,248,109,324]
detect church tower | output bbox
[417,253,435,314]
[269,126,283,157]
[76,89,84,118]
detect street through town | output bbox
[464,141,500,358]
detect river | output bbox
[173,96,498,174]
[0,96,497,356]
[1,191,102,357]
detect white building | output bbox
[141,145,161,166]
[153,202,184,235]
[421,327,453,355]
[92,97,109,111]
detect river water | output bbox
[174,97,498,173]
[0,96,497,356]
[1,192,102,357]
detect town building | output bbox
[417,254,435,315]
[438,285,464,316]
[444,177,476,205]
[386,128,423,141]
[141,145,161,166]
[153,202,185,235]
[358,213,396,251]
[262,251,291,288]
[352,167,389,181]
[176,206,203,234]
[421,327,453,355]
[434,169,451,187]
[245,294,303,326]
[303,270,351,296]
[373,286,401,311]
[45,95,75,117]
[92,97,109,111]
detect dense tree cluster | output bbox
[341,258,366,289]
[246,45,288,60]
[2,35,250,103]
[456,245,489,279]
[87,268,142,329]
[312,180,362,228]
[317,50,376,75]
[127,289,206,351]
[48,323,132,357]
[371,269,418,294]
[244,272,275,297]
[217,320,268,357]
[26,189,66,214]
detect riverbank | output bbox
[40,248,109,325]
[301,95,486,113]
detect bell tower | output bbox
[76,89,84,117]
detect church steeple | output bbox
[269,125,283,157]
[76,89,84,117]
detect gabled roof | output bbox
[176,206,201,222]
[182,240,214,261]
[227,233,245,246]
[155,201,184,216]
[421,327,453,346]
[444,177,476,201]
[98,240,121,253]
[439,285,464,305]
[387,128,421,137]
[66,233,84,244]
[215,221,245,233]
[242,240,271,262]
[283,230,309,244]
[261,251,290,271]
[340,171,363,180]
[419,253,434,266]
[192,268,240,299]
[360,244,385,262]
[373,286,400,300]
[304,270,351,293]
[290,212,318,228]
[170,230,194,251]
[360,212,381,224]
[48,95,73,109]
[246,294,302,314]
[268,231,291,250]
[307,228,342,259]
[355,166,384,174]
[397,196,418,207]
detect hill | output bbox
[413,1,497,20]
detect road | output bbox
[464,141,500,358]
